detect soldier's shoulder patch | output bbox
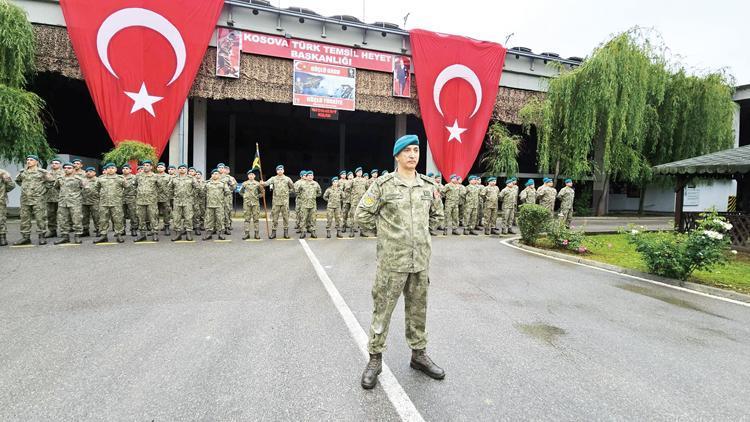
[375,173,395,186]
[419,174,436,185]
[362,190,377,207]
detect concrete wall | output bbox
[609,180,738,213]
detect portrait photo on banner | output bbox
[216,28,242,78]
[392,55,411,98]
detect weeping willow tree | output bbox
[520,28,735,215]
[480,122,520,177]
[0,0,54,164]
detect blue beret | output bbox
[435,173,441,178]
[178,164,187,169]
[308,170,314,175]
[168,165,176,169]
[247,169,256,174]
[71,158,82,163]
[450,174,458,180]
[332,176,339,181]
[565,178,573,184]
[217,163,226,168]
[85,166,96,172]
[393,134,419,156]
[371,169,378,174]
[355,167,363,173]
[122,164,131,169]
[26,154,40,161]
[381,170,388,174]
[347,171,353,176]
[505,179,513,184]
[363,172,369,177]
[487,177,497,182]
[51,158,62,163]
[300,170,306,176]
[157,162,166,167]
[62,162,73,168]
[211,168,220,174]
[427,172,434,177]
[543,177,552,183]
[189,167,195,171]
[276,165,284,170]
[105,162,116,169]
[339,170,347,175]
[141,160,152,165]
[525,179,535,186]
[510,177,517,182]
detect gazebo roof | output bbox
[652,145,750,175]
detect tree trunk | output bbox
[637,183,647,215]
[594,174,610,216]
[591,134,608,216]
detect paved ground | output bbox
[0,219,748,421]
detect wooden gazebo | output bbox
[653,145,750,251]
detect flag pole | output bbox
[256,142,271,237]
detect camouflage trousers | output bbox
[243,203,260,233]
[501,207,516,232]
[463,206,478,228]
[205,207,224,232]
[342,203,351,228]
[270,203,289,230]
[294,198,301,229]
[57,204,82,235]
[484,207,498,230]
[458,203,465,226]
[430,199,445,230]
[123,200,138,230]
[172,204,194,232]
[224,194,233,229]
[559,207,573,228]
[299,206,316,233]
[477,202,484,226]
[82,204,99,234]
[193,202,204,230]
[157,201,171,229]
[348,199,362,231]
[137,203,158,233]
[325,207,341,230]
[46,202,58,233]
[444,202,459,229]
[19,201,47,236]
[367,268,429,354]
[99,205,124,235]
[0,201,6,235]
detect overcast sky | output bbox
[275,0,749,86]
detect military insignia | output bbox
[363,192,376,207]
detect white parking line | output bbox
[500,237,750,308]
[299,239,425,422]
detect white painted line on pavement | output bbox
[500,237,750,308]
[299,239,425,422]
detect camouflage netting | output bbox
[33,24,542,124]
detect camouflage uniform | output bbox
[519,185,537,205]
[15,167,51,237]
[296,179,322,235]
[557,186,575,228]
[123,173,138,233]
[0,169,15,238]
[536,185,557,216]
[262,175,294,231]
[481,184,500,233]
[293,178,304,230]
[458,183,467,226]
[193,178,206,230]
[348,177,368,233]
[56,174,84,236]
[476,183,486,227]
[171,175,197,233]
[498,185,518,234]
[220,173,237,230]
[155,172,172,230]
[45,168,64,235]
[442,183,462,231]
[97,173,126,236]
[341,178,352,229]
[81,176,100,235]
[135,173,159,235]
[239,180,263,236]
[430,182,445,232]
[463,183,481,229]
[205,179,230,233]
[323,184,344,232]
[355,172,443,354]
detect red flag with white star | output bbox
[409,29,506,180]
[59,0,224,157]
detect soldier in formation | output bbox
[261,165,294,239]
[295,170,322,238]
[323,176,344,238]
[557,178,575,228]
[0,167,16,246]
[239,170,264,240]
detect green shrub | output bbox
[628,209,732,281]
[547,220,589,253]
[517,204,551,245]
[102,140,157,166]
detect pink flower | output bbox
[562,239,569,246]
[578,246,587,253]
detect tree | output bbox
[520,28,735,215]
[102,140,158,166]
[480,122,521,177]
[0,0,54,164]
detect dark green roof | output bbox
[652,145,750,175]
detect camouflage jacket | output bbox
[81,177,100,206]
[205,179,230,208]
[293,179,304,205]
[557,186,575,210]
[15,167,51,205]
[155,172,172,203]
[171,175,197,207]
[349,177,368,205]
[135,172,159,206]
[239,180,264,206]
[193,179,206,205]
[123,174,137,202]
[296,180,322,209]
[499,186,518,209]
[458,184,467,205]
[355,172,443,273]
[536,185,557,210]
[464,184,481,208]
[481,185,500,208]
[262,175,294,203]
[97,174,126,207]
[519,186,537,205]
[0,169,16,205]
[220,174,238,197]
[323,185,343,209]
[56,174,84,207]
[342,179,353,203]
[442,183,462,205]
[44,168,64,203]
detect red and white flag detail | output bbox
[409,29,506,179]
[59,0,224,157]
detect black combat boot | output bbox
[242,232,251,240]
[0,234,7,246]
[491,228,500,235]
[72,234,82,244]
[469,229,479,235]
[283,228,289,239]
[326,229,331,239]
[135,231,147,242]
[217,231,226,240]
[410,349,445,380]
[38,233,47,246]
[44,230,57,238]
[131,228,138,237]
[484,227,490,235]
[443,227,448,236]
[299,230,306,239]
[269,229,276,239]
[452,228,461,235]
[429,228,438,236]
[81,228,89,238]
[93,234,108,244]
[254,230,260,240]
[203,230,213,241]
[360,230,368,237]
[164,225,171,236]
[310,230,317,239]
[194,227,201,235]
[171,232,182,241]
[54,235,70,245]
[361,353,382,390]
[115,233,124,243]
[350,228,355,238]
[336,229,343,238]
[185,231,193,241]
[152,232,159,242]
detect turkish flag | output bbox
[59,0,224,157]
[410,29,506,180]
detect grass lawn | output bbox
[536,233,750,295]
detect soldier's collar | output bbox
[392,172,423,187]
